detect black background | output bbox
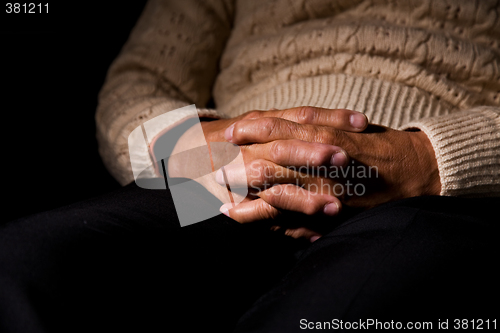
[2,2,149,222]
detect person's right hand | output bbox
[167,107,368,232]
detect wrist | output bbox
[409,130,441,196]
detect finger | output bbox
[219,199,280,223]
[242,107,368,132]
[220,184,341,223]
[215,159,340,194]
[282,227,322,243]
[270,225,321,242]
[241,139,349,168]
[259,184,341,216]
[226,117,345,145]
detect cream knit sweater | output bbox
[96,0,500,197]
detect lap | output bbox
[1,181,497,332]
[0,180,301,332]
[234,196,499,332]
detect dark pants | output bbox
[0,180,498,332]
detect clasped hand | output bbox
[169,107,440,241]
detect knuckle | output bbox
[231,121,241,141]
[258,118,280,138]
[268,141,288,164]
[303,194,324,215]
[249,159,273,183]
[261,187,279,207]
[309,144,332,166]
[295,106,317,124]
[243,110,263,119]
[328,109,344,125]
[302,204,318,216]
[262,184,291,208]
[256,202,278,220]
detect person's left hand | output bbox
[219,115,441,238]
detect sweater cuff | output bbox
[128,104,225,183]
[399,106,500,197]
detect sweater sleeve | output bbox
[95,0,234,185]
[400,106,500,197]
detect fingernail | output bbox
[215,169,224,184]
[330,151,348,166]
[225,124,235,142]
[350,113,367,129]
[323,202,339,216]
[219,204,230,217]
[310,235,321,243]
